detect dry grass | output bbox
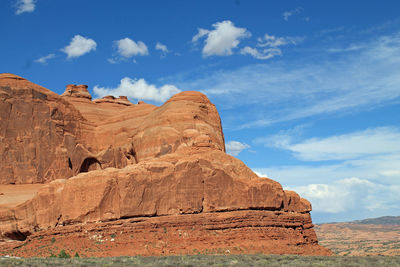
[0,255,400,266]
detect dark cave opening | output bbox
[79,157,101,173]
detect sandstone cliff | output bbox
[0,73,331,256]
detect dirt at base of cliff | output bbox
[0,210,331,258]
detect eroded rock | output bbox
[0,73,330,256]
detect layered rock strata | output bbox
[1,210,328,257]
[0,73,330,256]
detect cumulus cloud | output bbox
[34,53,55,64]
[61,35,97,59]
[241,34,303,60]
[93,77,180,103]
[115,38,148,58]
[289,178,400,214]
[225,141,250,156]
[253,125,400,221]
[192,20,251,57]
[15,0,35,15]
[253,146,400,222]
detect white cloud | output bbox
[34,53,55,64]
[226,141,250,156]
[255,152,400,187]
[61,35,97,59]
[241,34,303,60]
[155,42,168,53]
[257,34,303,47]
[107,58,117,64]
[15,0,35,15]
[253,148,400,221]
[254,124,308,148]
[288,178,400,214]
[253,125,400,220]
[192,20,251,57]
[283,11,292,21]
[254,126,400,187]
[114,38,149,58]
[268,127,400,161]
[192,28,210,43]
[240,46,281,60]
[173,32,400,129]
[254,170,269,178]
[155,42,169,57]
[93,77,180,103]
[327,45,365,53]
[283,7,303,21]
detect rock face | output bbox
[0,73,331,256]
[0,73,224,184]
[0,74,83,184]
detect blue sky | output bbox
[1,0,400,223]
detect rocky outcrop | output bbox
[0,74,224,184]
[61,84,92,100]
[93,95,133,106]
[0,73,330,256]
[0,74,84,184]
[1,148,312,232]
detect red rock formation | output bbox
[0,74,224,183]
[93,95,133,106]
[0,73,331,256]
[61,84,92,100]
[0,74,84,184]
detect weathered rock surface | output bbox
[0,73,330,256]
[1,210,330,257]
[0,74,84,184]
[0,73,224,184]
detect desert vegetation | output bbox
[0,255,400,266]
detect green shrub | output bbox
[74,252,80,258]
[58,249,71,258]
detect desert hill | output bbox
[0,73,330,257]
[315,216,400,256]
[352,216,400,225]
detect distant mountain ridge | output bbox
[318,216,400,225]
[352,216,400,225]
